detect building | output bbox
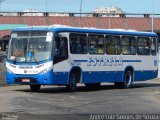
[49,13,69,16]
[22,9,43,16]
[88,6,124,17]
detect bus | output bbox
[158,46,160,78]
[6,25,158,92]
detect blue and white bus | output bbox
[6,25,158,91]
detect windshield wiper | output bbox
[13,58,17,64]
[32,54,38,64]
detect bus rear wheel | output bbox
[30,84,41,92]
[114,70,133,89]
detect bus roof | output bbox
[12,24,157,37]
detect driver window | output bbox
[54,33,68,64]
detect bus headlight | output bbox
[7,68,13,74]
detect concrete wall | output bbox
[0,57,6,85]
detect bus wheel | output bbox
[114,70,133,89]
[30,84,41,92]
[67,73,77,92]
[85,83,101,89]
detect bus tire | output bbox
[114,70,133,89]
[85,83,101,89]
[66,73,77,92]
[30,84,41,92]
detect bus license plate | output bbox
[22,79,30,82]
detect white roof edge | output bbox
[14,24,157,34]
[50,24,70,28]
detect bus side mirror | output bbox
[10,56,16,61]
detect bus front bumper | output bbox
[6,70,69,85]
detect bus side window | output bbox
[54,34,68,64]
[106,35,121,55]
[55,36,68,56]
[151,37,157,55]
[70,33,87,54]
[121,36,136,55]
[106,36,113,54]
[89,34,104,54]
[137,37,150,55]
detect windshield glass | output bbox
[7,31,53,63]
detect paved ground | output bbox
[0,79,160,120]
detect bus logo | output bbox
[87,56,123,67]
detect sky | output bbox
[1,0,160,14]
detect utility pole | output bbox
[152,0,155,33]
[80,0,83,27]
[80,0,82,15]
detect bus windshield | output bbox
[7,31,53,63]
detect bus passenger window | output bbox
[97,38,104,54]
[106,35,121,55]
[137,37,150,55]
[105,36,113,54]
[121,36,136,55]
[70,33,87,54]
[89,34,104,54]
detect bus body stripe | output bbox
[73,60,142,63]
[122,60,142,62]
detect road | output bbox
[0,79,160,120]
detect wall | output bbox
[0,56,6,85]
